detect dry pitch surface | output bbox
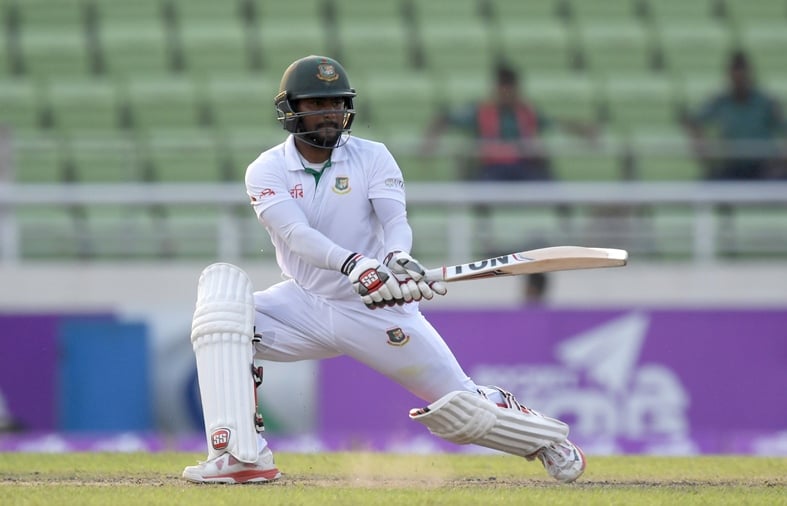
[1,452,785,505]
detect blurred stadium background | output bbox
[0,0,785,457]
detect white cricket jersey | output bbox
[246,134,407,301]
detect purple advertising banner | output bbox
[0,315,60,430]
[319,309,787,455]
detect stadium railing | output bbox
[1,180,786,265]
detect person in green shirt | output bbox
[685,50,786,180]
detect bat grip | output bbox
[423,267,445,283]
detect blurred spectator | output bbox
[422,62,597,181]
[523,272,549,306]
[683,50,787,180]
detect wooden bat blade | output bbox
[424,246,628,283]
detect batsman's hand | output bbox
[342,253,404,309]
[385,251,448,301]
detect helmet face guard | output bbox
[274,56,357,148]
[275,93,356,148]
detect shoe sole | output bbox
[182,468,281,484]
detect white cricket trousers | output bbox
[252,279,477,403]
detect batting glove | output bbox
[342,253,404,309]
[385,251,448,300]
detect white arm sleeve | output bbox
[372,197,413,255]
[259,200,352,271]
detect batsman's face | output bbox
[297,97,347,146]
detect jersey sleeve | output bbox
[245,155,292,219]
[368,145,407,204]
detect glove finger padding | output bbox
[386,251,449,300]
[342,253,404,308]
[385,251,427,281]
[429,280,448,296]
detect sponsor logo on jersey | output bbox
[386,327,410,346]
[332,176,351,194]
[316,63,339,82]
[211,428,231,451]
[385,178,405,189]
[257,188,276,199]
[289,184,304,199]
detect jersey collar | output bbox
[283,134,349,171]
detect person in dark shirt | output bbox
[684,50,786,180]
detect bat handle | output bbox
[423,267,445,283]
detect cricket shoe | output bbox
[182,446,281,484]
[530,439,586,483]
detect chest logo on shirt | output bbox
[332,176,351,194]
[386,327,410,347]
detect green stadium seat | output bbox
[258,19,331,75]
[629,128,700,181]
[252,0,331,73]
[17,208,87,259]
[550,131,625,181]
[643,0,718,22]
[102,25,171,76]
[72,205,173,258]
[579,21,656,75]
[223,129,280,181]
[413,0,484,22]
[657,22,734,75]
[489,0,561,21]
[739,22,787,81]
[126,76,203,130]
[339,23,412,78]
[421,21,495,75]
[568,0,639,21]
[20,30,91,78]
[48,78,122,131]
[180,22,250,76]
[528,73,601,124]
[725,0,787,23]
[333,0,403,21]
[15,0,84,27]
[174,0,240,25]
[13,0,86,76]
[496,21,574,73]
[363,74,440,137]
[155,206,226,258]
[206,73,279,132]
[10,132,63,182]
[764,75,787,106]
[602,75,683,132]
[65,132,141,182]
[93,0,163,23]
[437,73,489,114]
[0,78,46,132]
[679,74,723,112]
[142,129,226,182]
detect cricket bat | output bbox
[423,246,628,283]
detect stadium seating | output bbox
[2,0,785,191]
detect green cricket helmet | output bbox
[274,55,356,147]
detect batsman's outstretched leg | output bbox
[409,386,586,483]
[183,263,281,484]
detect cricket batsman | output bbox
[182,55,586,484]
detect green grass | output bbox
[0,453,784,505]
